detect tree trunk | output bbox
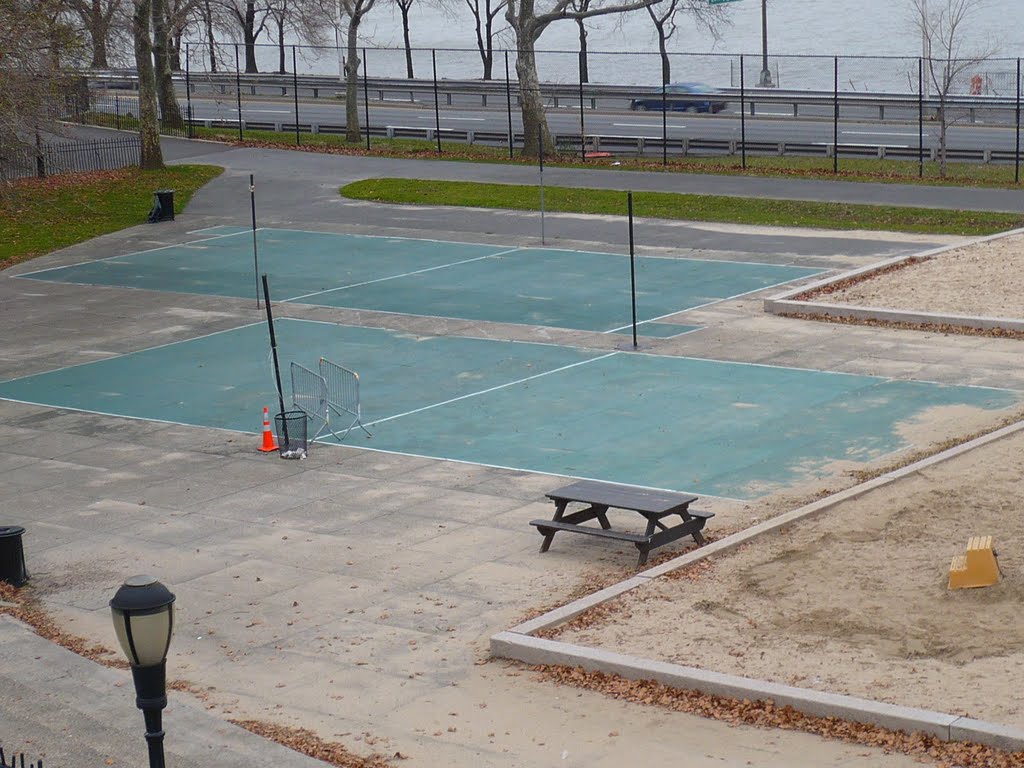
[514,37,551,157]
[152,0,183,127]
[576,19,588,83]
[344,22,362,143]
[244,0,258,73]
[657,25,669,84]
[277,17,285,73]
[133,0,164,169]
[401,4,413,78]
[203,0,217,72]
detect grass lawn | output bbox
[0,165,223,268]
[340,178,1024,236]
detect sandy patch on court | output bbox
[548,231,1024,730]
[812,231,1024,318]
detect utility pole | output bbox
[759,0,773,87]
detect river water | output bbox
[228,0,1024,91]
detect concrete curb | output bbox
[764,226,1024,331]
[493,418,1024,751]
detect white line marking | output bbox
[842,131,919,137]
[284,247,523,302]
[613,122,685,129]
[814,141,910,148]
[367,353,617,426]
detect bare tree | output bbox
[459,0,506,80]
[395,0,415,78]
[152,0,184,124]
[646,0,726,84]
[910,0,996,176]
[314,0,377,143]
[0,0,79,181]
[132,0,164,167]
[506,0,659,156]
[217,0,269,72]
[569,0,589,83]
[65,0,124,68]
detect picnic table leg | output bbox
[539,500,569,553]
[594,504,611,530]
[682,511,707,545]
[636,516,659,567]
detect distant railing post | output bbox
[234,44,243,141]
[292,46,300,145]
[833,56,839,175]
[185,43,194,139]
[661,79,667,166]
[578,50,586,161]
[362,49,370,150]
[505,50,513,159]
[918,58,924,178]
[1016,57,1021,184]
[739,54,746,170]
[115,94,121,130]
[432,49,442,154]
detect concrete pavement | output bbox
[2,136,1021,767]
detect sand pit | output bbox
[549,230,1024,731]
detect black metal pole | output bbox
[1016,57,1021,184]
[505,51,514,159]
[579,50,586,162]
[234,44,243,141]
[661,80,667,166]
[115,94,121,130]
[361,48,371,150]
[539,137,545,244]
[432,49,442,154]
[142,707,166,768]
[628,191,637,350]
[292,46,300,145]
[918,57,924,178]
[250,174,260,308]
[261,274,289,435]
[185,43,193,139]
[740,54,746,170]
[833,56,839,175]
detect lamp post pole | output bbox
[759,0,773,87]
[110,576,176,768]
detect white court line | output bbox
[367,353,617,426]
[15,230,256,277]
[284,247,523,302]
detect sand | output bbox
[554,230,1024,730]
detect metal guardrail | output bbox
[85,69,1021,123]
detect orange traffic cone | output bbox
[258,406,278,452]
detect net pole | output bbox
[261,273,289,443]
[250,174,260,308]
[539,140,545,245]
[628,191,637,349]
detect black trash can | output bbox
[147,189,175,223]
[274,411,308,459]
[0,526,28,587]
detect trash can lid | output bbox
[0,525,26,537]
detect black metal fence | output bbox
[0,136,141,182]
[0,746,44,768]
[68,43,1024,179]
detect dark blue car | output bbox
[629,82,728,113]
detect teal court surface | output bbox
[0,319,1016,500]
[18,228,820,334]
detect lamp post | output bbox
[110,576,176,768]
[759,0,773,87]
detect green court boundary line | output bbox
[364,351,618,426]
[284,246,525,302]
[12,228,259,278]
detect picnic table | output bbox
[530,479,713,567]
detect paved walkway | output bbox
[2,135,1020,767]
